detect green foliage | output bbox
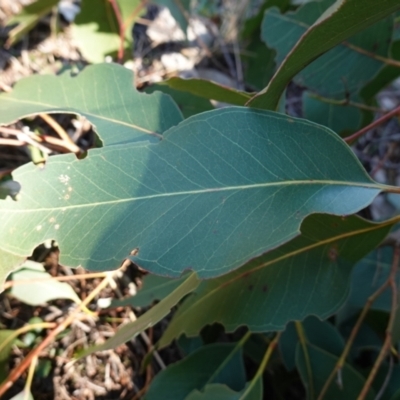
[3,0,400,398]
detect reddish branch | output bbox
[108,0,125,63]
[344,104,400,143]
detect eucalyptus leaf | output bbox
[158,77,252,105]
[186,381,262,400]
[9,261,81,306]
[248,0,400,109]
[0,102,383,284]
[296,343,375,399]
[159,214,393,347]
[144,84,214,118]
[73,0,142,63]
[144,343,246,400]
[79,272,199,356]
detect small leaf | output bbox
[247,0,400,109]
[9,389,34,400]
[296,343,375,399]
[79,272,199,357]
[158,214,393,347]
[0,330,16,383]
[144,343,246,400]
[144,84,214,118]
[9,260,81,306]
[186,381,262,400]
[346,246,399,312]
[279,316,345,372]
[158,77,252,105]
[73,0,143,63]
[5,0,59,47]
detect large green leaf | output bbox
[0,64,183,147]
[247,0,400,109]
[158,215,393,347]
[0,95,384,283]
[144,343,246,400]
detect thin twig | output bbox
[344,42,400,68]
[296,321,315,399]
[0,138,25,146]
[317,247,400,400]
[39,114,80,153]
[344,104,400,143]
[108,0,125,63]
[358,246,400,399]
[240,332,282,397]
[0,126,78,154]
[23,356,37,399]
[308,93,383,113]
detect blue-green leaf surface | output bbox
[261,2,393,99]
[247,0,400,109]
[0,63,183,147]
[0,97,383,283]
[144,343,246,400]
[297,343,375,399]
[158,215,393,346]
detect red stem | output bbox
[344,105,400,143]
[108,0,125,63]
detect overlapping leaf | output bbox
[0,72,385,284]
[158,77,251,105]
[145,343,246,400]
[73,0,143,63]
[247,0,400,109]
[297,343,375,399]
[261,2,392,99]
[0,64,183,147]
[158,215,393,346]
[79,272,199,356]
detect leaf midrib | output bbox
[8,179,381,213]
